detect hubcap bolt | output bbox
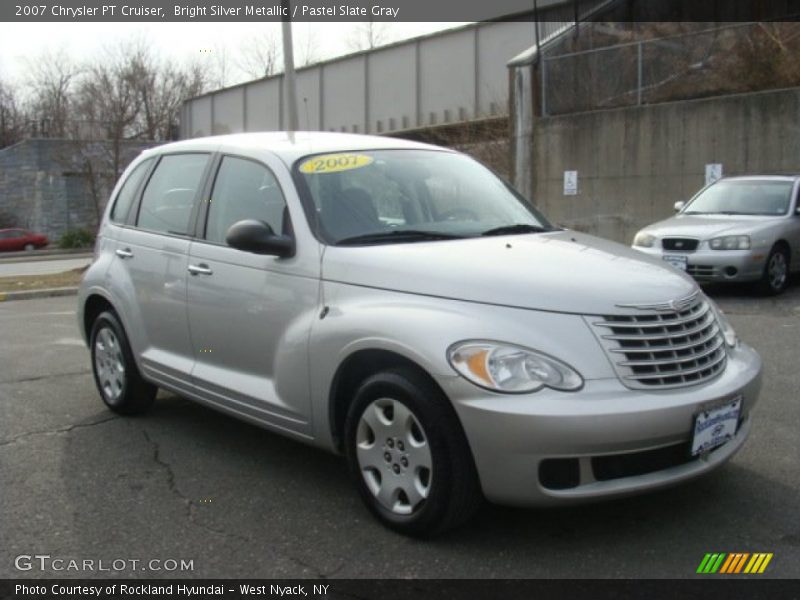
[397,440,405,451]
[401,457,408,468]
[386,439,394,448]
[392,464,400,474]
[384,452,391,462]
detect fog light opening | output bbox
[723,266,738,279]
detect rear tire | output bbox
[756,245,789,295]
[90,310,156,415]
[344,367,482,536]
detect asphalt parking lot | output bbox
[1,283,798,579]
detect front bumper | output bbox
[633,246,766,283]
[441,342,762,507]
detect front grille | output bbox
[662,237,699,251]
[687,264,717,279]
[590,295,727,389]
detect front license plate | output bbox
[691,396,742,456]
[663,254,688,271]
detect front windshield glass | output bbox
[684,180,794,216]
[294,149,552,244]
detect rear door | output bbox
[111,152,212,392]
[186,153,319,435]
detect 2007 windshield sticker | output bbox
[299,153,374,174]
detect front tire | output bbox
[344,367,482,536]
[757,245,789,295]
[23,243,35,251]
[90,310,156,415]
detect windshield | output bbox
[684,180,794,216]
[294,149,552,244]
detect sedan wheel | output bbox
[758,246,789,295]
[24,243,35,251]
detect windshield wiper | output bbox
[480,224,549,237]
[335,230,466,246]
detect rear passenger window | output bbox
[205,156,287,244]
[110,159,152,223]
[137,154,209,235]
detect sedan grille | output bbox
[662,238,699,251]
[590,296,727,389]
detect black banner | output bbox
[2,579,800,600]
[3,0,800,23]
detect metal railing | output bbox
[540,22,800,116]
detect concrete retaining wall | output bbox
[530,87,800,244]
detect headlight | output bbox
[447,341,583,393]
[633,232,656,248]
[709,235,750,250]
[708,299,738,348]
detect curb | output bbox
[0,287,79,302]
[0,251,93,265]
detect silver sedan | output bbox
[632,176,800,294]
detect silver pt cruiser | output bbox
[78,133,762,535]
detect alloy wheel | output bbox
[768,251,787,291]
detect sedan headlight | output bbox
[447,341,583,393]
[709,235,750,250]
[708,299,738,348]
[633,232,656,248]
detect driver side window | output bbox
[205,156,288,245]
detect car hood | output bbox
[322,230,697,315]
[642,214,778,238]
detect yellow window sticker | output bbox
[299,153,374,174]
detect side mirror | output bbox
[225,219,295,258]
[674,201,686,212]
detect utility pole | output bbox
[281,0,299,132]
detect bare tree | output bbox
[347,22,391,51]
[0,78,25,148]
[25,49,79,137]
[296,25,320,67]
[238,30,282,79]
[128,46,207,141]
[210,42,233,88]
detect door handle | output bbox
[115,248,133,259]
[188,264,213,276]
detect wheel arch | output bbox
[82,293,116,345]
[328,349,449,454]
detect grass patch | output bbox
[0,267,85,293]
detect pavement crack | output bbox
[0,369,90,385]
[0,414,120,447]
[137,425,251,546]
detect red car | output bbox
[0,228,49,252]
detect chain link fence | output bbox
[541,22,800,116]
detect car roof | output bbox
[141,131,449,163]
[719,175,800,182]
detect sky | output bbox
[0,22,468,89]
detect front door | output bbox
[186,154,319,436]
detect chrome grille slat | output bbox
[600,313,714,341]
[608,324,720,353]
[592,302,710,329]
[588,296,727,389]
[618,337,724,367]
